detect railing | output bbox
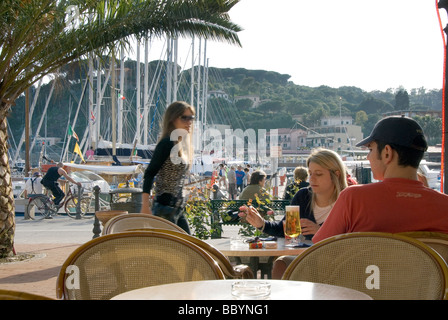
[209,199,290,238]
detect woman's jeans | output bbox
[152,201,191,234]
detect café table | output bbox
[111,279,373,300]
[205,237,311,278]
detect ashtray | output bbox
[231,281,271,299]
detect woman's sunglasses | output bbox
[180,115,195,122]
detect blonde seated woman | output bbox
[240,148,348,279]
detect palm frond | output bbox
[0,0,242,111]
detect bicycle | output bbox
[26,183,92,220]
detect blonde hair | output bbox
[160,101,195,166]
[307,148,347,210]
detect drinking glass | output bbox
[284,205,301,246]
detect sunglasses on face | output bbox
[180,115,195,122]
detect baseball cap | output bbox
[356,116,428,151]
[33,171,42,177]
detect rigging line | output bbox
[209,67,246,130]
[148,57,168,143]
[141,39,167,142]
[6,119,17,153]
[295,121,332,141]
[175,41,193,97]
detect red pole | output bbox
[437,0,448,193]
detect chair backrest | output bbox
[56,231,225,300]
[399,231,448,264]
[0,289,53,300]
[282,232,448,300]
[130,228,254,279]
[102,213,187,235]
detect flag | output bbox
[73,142,85,162]
[68,125,79,141]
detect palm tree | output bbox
[0,0,242,257]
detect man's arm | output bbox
[58,168,82,187]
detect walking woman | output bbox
[140,101,195,234]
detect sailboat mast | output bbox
[202,40,207,129]
[25,87,30,177]
[135,39,141,144]
[13,79,42,166]
[111,50,117,156]
[166,36,172,107]
[95,56,102,149]
[30,81,55,155]
[173,37,178,103]
[88,54,94,150]
[144,38,149,145]
[197,38,202,131]
[118,47,124,145]
[190,36,195,107]
[203,57,209,129]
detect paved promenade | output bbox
[0,215,95,299]
[0,181,288,299]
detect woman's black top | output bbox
[142,136,187,206]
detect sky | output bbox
[202,0,447,92]
[137,0,447,93]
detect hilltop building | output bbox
[306,116,363,154]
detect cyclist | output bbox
[41,162,81,208]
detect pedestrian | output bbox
[227,166,237,200]
[140,101,195,234]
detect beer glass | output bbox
[284,205,301,246]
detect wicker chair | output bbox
[56,231,225,300]
[399,231,448,264]
[102,213,187,235]
[0,289,54,300]
[130,228,254,279]
[282,232,448,300]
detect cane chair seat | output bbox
[0,289,54,300]
[130,228,254,279]
[399,231,448,264]
[102,213,187,235]
[56,231,224,300]
[282,232,448,300]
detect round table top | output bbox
[205,238,311,257]
[111,279,373,300]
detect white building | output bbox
[306,116,363,153]
[266,128,308,155]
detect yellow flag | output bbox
[73,142,85,162]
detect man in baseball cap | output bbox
[313,116,448,244]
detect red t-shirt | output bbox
[312,178,448,243]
